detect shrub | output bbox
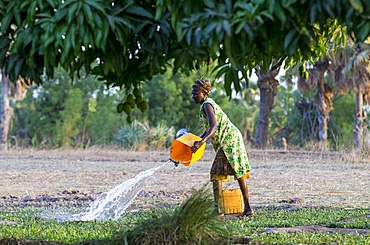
[113,121,147,150]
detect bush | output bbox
[139,121,175,150]
[113,121,176,150]
[113,121,147,150]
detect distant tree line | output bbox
[2,65,360,151]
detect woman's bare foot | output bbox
[217,213,225,218]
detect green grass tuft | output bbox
[125,184,233,245]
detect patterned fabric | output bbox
[200,98,251,179]
[210,149,236,176]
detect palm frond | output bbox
[351,49,370,69]
[297,68,318,93]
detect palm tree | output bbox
[330,39,370,149]
[285,39,370,151]
[291,58,335,150]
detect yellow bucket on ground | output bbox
[221,188,244,214]
[169,133,206,166]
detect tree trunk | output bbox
[254,68,279,149]
[354,92,365,149]
[0,69,14,150]
[316,66,326,149]
[314,61,333,151]
[317,109,328,149]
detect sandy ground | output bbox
[0,148,369,210]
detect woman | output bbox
[191,78,253,217]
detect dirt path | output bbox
[0,148,369,210]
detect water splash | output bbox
[46,162,168,222]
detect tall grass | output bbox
[125,184,233,245]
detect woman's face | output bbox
[191,85,206,104]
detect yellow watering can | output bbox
[169,133,206,166]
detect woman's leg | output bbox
[212,180,223,213]
[237,178,253,216]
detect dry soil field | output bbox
[0,148,369,211]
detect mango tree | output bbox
[0,0,369,149]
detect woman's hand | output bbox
[191,141,204,153]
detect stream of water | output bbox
[43,161,168,222]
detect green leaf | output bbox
[95,29,103,48]
[83,3,94,25]
[1,13,13,33]
[45,0,56,9]
[125,5,154,19]
[202,22,217,35]
[286,35,299,55]
[224,70,232,97]
[322,2,335,17]
[357,21,370,42]
[261,11,274,21]
[85,0,106,13]
[224,35,236,66]
[67,2,78,24]
[284,29,296,50]
[309,3,317,23]
[235,22,245,34]
[102,20,110,50]
[14,57,24,77]
[0,37,10,49]
[7,54,17,80]
[0,48,8,67]
[69,25,76,49]
[222,20,231,37]
[243,23,254,40]
[274,2,286,24]
[27,1,38,21]
[21,2,29,10]
[94,15,103,29]
[349,0,364,13]
[155,3,163,20]
[13,5,21,25]
[202,0,215,8]
[35,12,52,19]
[232,71,241,93]
[267,0,275,13]
[55,8,68,21]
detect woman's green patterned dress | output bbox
[200,98,251,179]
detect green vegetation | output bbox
[8,66,256,149]
[1,0,368,96]
[125,185,233,245]
[8,65,365,150]
[0,190,369,244]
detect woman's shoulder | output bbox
[203,97,216,104]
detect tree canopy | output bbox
[1,0,369,108]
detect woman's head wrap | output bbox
[194,77,211,95]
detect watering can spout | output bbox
[169,133,206,166]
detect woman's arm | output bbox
[191,103,217,152]
[201,103,217,142]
